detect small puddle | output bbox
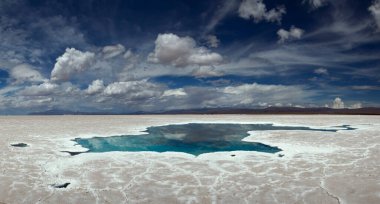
[50,182,70,188]
[11,143,28,147]
[61,151,88,156]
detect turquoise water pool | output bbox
[74,123,353,156]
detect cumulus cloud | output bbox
[18,82,58,96]
[332,97,345,109]
[1,81,84,113]
[219,83,313,107]
[206,35,220,48]
[223,83,299,96]
[102,44,126,59]
[2,96,54,110]
[51,48,95,82]
[1,76,319,113]
[369,0,380,31]
[85,79,105,95]
[277,26,305,43]
[314,67,329,75]
[191,66,224,78]
[148,33,223,67]
[103,80,163,101]
[10,64,45,83]
[350,103,362,109]
[47,45,140,85]
[162,88,187,97]
[238,0,286,23]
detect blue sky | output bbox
[0,0,379,114]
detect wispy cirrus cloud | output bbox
[303,0,330,9]
[369,0,380,31]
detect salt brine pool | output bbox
[73,123,354,156]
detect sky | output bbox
[0,0,380,114]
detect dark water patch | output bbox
[73,123,354,156]
[50,182,70,188]
[333,125,357,130]
[61,151,88,156]
[10,143,28,147]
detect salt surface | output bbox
[0,115,379,204]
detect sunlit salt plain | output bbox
[1,115,379,204]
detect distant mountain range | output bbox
[29,107,380,115]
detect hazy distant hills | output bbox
[29,107,380,115]
[158,107,380,115]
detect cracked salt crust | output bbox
[0,115,379,204]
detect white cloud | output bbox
[85,79,105,95]
[206,35,220,48]
[223,83,299,96]
[18,82,58,96]
[350,85,380,90]
[332,97,345,109]
[162,88,187,97]
[304,0,329,9]
[0,13,88,69]
[102,44,126,59]
[51,48,95,82]
[204,0,239,33]
[1,76,319,113]
[277,26,305,43]
[123,49,134,59]
[369,0,380,31]
[43,45,138,85]
[350,103,362,109]
[148,33,223,67]
[238,0,286,23]
[4,96,54,110]
[1,81,84,113]
[219,83,314,107]
[314,67,329,75]
[103,80,163,101]
[274,102,283,107]
[191,66,224,78]
[10,64,45,83]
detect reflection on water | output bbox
[74,123,353,156]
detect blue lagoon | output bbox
[73,123,353,155]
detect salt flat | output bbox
[0,115,379,204]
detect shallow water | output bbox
[74,123,351,155]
